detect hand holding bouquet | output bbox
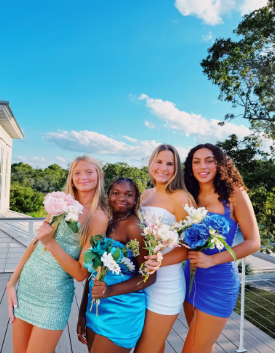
[138,208,180,283]
[83,236,139,315]
[34,191,83,245]
[175,205,237,296]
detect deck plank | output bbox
[0,274,274,353]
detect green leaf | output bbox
[218,238,237,262]
[67,221,79,233]
[93,256,102,270]
[93,234,104,244]
[83,251,96,264]
[112,247,120,262]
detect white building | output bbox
[0,100,23,212]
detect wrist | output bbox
[210,254,218,267]
[7,280,16,289]
[44,239,56,251]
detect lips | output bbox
[198,172,209,178]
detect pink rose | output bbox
[43,192,66,216]
[64,194,75,206]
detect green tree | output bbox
[201,0,275,138]
[10,182,45,214]
[217,134,275,253]
[102,162,150,194]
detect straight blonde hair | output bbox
[65,155,107,247]
[148,144,196,207]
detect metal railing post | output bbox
[28,221,34,245]
[237,257,247,352]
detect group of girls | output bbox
[7,143,261,353]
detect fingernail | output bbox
[14,305,17,308]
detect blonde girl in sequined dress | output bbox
[6,156,108,353]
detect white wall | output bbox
[0,125,12,212]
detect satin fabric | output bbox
[85,238,146,349]
[184,201,240,318]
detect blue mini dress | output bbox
[85,238,146,349]
[184,201,240,318]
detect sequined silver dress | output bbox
[14,221,82,330]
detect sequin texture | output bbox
[14,221,82,330]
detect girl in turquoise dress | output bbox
[77,177,156,353]
[7,156,108,353]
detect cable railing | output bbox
[1,217,275,352]
[235,258,275,352]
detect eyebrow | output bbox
[112,188,133,192]
[193,156,214,159]
[156,159,174,163]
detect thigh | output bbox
[183,300,195,327]
[134,310,178,353]
[182,309,228,353]
[87,327,96,352]
[26,326,63,353]
[90,333,131,353]
[12,318,33,353]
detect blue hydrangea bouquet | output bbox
[174,205,237,296]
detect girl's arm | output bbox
[145,191,190,270]
[91,220,156,300]
[188,187,261,268]
[37,210,108,282]
[6,240,38,321]
[76,278,89,345]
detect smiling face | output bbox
[72,160,99,192]
[109,181,136,214]
[150,150,175,185]
[192,148,217,184]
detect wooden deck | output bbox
[0,273,274,353]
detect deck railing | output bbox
[0,217,45,245]
[1,217,269,352]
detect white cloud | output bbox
[202,31,214,42]
[56,156,66,163]
[139,94,251,144]
[144,120,156,129]
[17,156,47,164]
[44,130,161,161]
[124,135,138,143]
[239,0,268,15]
[174,0,268,25]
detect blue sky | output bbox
[0,0,268,168]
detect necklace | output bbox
[109,212,132,238]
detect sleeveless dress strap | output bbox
[222,200,231,218]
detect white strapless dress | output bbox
[140,206,186,315]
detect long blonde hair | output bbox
[65,155,107,247]
[148,144,196,207]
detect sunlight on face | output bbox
[150,150,175,184]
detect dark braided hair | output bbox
[107,177,141,216]
[184,143,247,205]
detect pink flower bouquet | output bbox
[34,191,83,245]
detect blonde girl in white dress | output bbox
[134,144,196,353]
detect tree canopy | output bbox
[217,134,275,253]
[201,0,275,139]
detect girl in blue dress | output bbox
[77,177,156,353]
[182,144,261,353]
[7,156,108,353]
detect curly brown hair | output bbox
[107,177,140,216]
[184,143,247,205]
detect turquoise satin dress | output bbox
[85,238,146,349]
[14,221,82,330]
